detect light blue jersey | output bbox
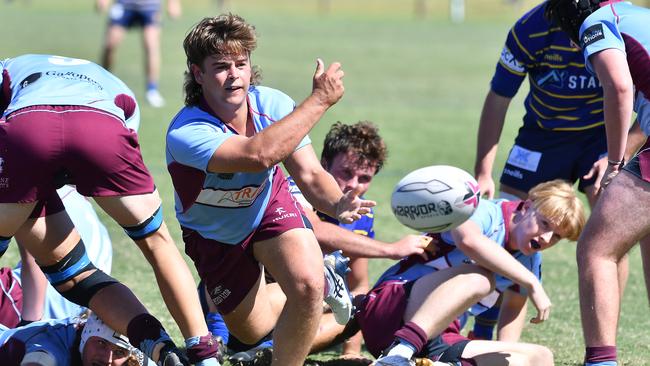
[0,54,140,130]
[166,86,310,244]
[579,2,650,99]
[377,199,541,316]
[0,317,80,365]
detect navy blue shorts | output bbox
[109,3,160,28]
[499,125,607,193]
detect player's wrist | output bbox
[607,158,625,170]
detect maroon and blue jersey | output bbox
[579,1,650,101]
[492,2,604,131]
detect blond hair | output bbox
[528,179,586,241]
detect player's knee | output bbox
[0,236,11,258]
[532,346,554,366]
[462,268,495,297]
[122,205,163,241]
[286,272,323,304]
[59,269,119,307]
[39,240,119,307]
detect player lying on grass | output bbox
[348,179,585,366]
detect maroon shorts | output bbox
[0,105,154,208]
[0,267,22,328]
[357,279,469,361]
[183,169,311,314]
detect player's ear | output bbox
[191,64,203,85]
[522,199,533,213]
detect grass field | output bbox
[1,0,649,364]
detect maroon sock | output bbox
[394,321,428,354]
[585,346,617,363]
[461,359,478,366]
[186,333,222,364]
[126,313,172,358]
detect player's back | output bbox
[1,54,134,121]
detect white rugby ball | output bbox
[391,165,480,233]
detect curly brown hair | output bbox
[321,121,388,174]
[183,13,261,106]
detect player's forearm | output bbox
[474,91,511,176]
[496,290,528,342]
[248,96,331,169]
[295,167,342,218]
[313,219,389,258]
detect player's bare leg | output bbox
[227,228,324,366]
[405,264,494,336]
[94,191,209,339]
[577,171,650,348]
[584,183,630,300]
[463,340,554,366]
[100,25,126,71]
[142,25,161,90]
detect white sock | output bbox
[385,342,415,359]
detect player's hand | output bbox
[597,163,622,195]
[583,156,608,193]
[336,186,376,224]
[476,173,495,199]
[528,282,552,324]
[388,235,431,259]
[312,59,345,108]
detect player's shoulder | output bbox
[248,85,295,119]
[512,3,552,35]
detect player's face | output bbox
[510,204,562,255]
[192,53,252,111]
[82,336,131,366]
[325,152,377,196]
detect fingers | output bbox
[530,307,551,324]
[583,166,596,180]
[314,58,325,79]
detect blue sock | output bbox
[206,312,229,345]
[146,81,158,91]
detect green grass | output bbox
[1,0,649,364]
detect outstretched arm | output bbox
[207,59,345,173]
[451,221,551,323]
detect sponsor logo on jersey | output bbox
[499,46,525,73]
[196,180,267,208]
[581,24,605,48]
[503,168,524,179]
[537,69,600,90]
[393,201,453,221]
[544,53,563,62]
[19,72,42,89]
[44,71,103,90]
[506,145,541,172]
[209,285,232,306]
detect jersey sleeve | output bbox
[490,19,535,98]
[580,15,624,74]
[166,121,228,171]
[635,91,650,135]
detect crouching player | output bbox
[354,180,585,366]
[0,54,219,366]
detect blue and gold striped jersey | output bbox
[491,2,604,131]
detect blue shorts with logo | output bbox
[499,125,607,193]
[109,3,160,28]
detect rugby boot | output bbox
[323,250,353,325]
[158,343,190,366]
[372,355,415,366]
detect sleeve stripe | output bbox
[511,28,535,61]
[497,60,527,76]
[531,81,600,99]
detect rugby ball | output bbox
[391,165,480,233]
